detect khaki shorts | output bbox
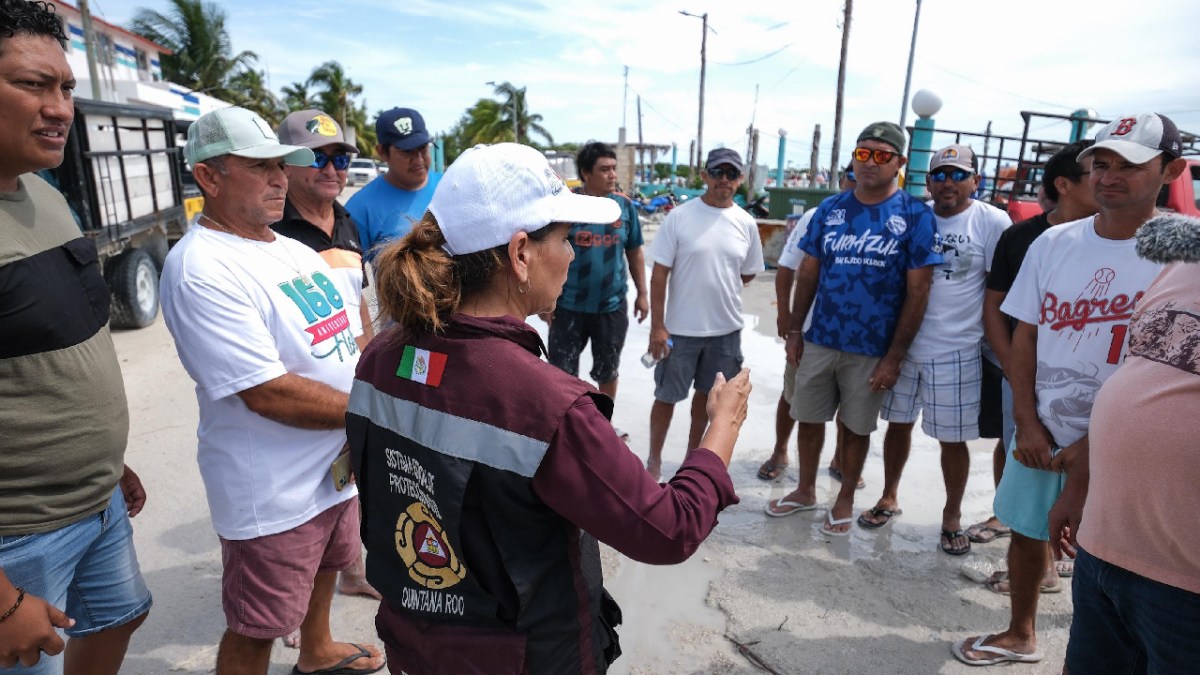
[790,341,885,435]
[782,359,798,403]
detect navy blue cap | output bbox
[376,107,431,151]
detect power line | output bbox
[716,43,795,66]
[924,62,1074,111]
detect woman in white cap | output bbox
[346,143,750,674]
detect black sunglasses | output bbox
[311,151,352,171]
[708,166,742,180]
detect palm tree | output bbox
[129,0,256,99]
[308,61,363,130]
[227,69,283,125]
[490,81,554,147]
[281,81,315,112]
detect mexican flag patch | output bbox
[397,346,447,387]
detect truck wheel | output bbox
[108,249,159,329]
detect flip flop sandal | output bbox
[822,512,854,537]
[856,506,902,530]
[952,634,1043,666]
[940,529,972,556]
[757,459,789,481]
[965,522,1011,544]
[292,643,385,674]
[764,498,818,517]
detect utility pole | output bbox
[899,0,924,129]
[622,65,629,130]
[78,0,103,100]
[680,11,712,179]
[830,0,853,187]
[637,95,644,182]
[811,124,821,178]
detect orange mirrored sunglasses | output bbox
[852,147,899,164]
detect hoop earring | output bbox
[517,280,530,295]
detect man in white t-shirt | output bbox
[160,107,385,675]
[859,145,1010,558]
[645,148,764,480]
[955,113,1182,666]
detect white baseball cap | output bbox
[430,143,620,256]
[1077,113,1183,165]
[185,106,315,168]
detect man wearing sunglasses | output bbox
[766,122,942,538]
[859,145,1010,556]
[272,110,378,636]
[646,148,764,480]
[346,107,441,261]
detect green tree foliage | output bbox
[308,61,363,130]
[280,81,315,111]
[490,81,553,146]
[129,0,255,100]
[225,69,283,126]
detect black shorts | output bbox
[547,300,629,385]
[978,357,1004,439]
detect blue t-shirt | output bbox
[797,190,942,357]
[558,192,643,314]
[345,172,442,261]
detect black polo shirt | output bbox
[272,199,368,288]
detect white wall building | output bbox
[54,1,229,120]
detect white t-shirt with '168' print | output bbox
[1000,216,1162,449]
[160,225,362,540]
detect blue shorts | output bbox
[653,331,743,403]
[0,489,152,673]
[1067,546,1200,673]
[992,435,1065,541]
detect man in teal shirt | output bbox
[544,142,648,418]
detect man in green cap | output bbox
[765,122,943,538]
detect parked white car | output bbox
[347,158,378,186]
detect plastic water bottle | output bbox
[641,339,673,368]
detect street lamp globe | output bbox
[911,89,942,119]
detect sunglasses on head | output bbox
[311,151,352,171]
[707,166,742,180]
[929,168,974,183]
[852,147,899,164]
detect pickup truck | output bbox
[907,110,1200,223]
[48,98,193,329]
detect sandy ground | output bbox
[110,186,1072,673]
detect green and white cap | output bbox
[184,106,315,168]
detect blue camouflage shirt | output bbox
[797,189,942,357]
[557,191,643,314]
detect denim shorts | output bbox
[992,435,1065,541]
[1067,546,1200,673]
[0,489,152,674]
[653,331,743,403]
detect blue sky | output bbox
[91,0,1200,170]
